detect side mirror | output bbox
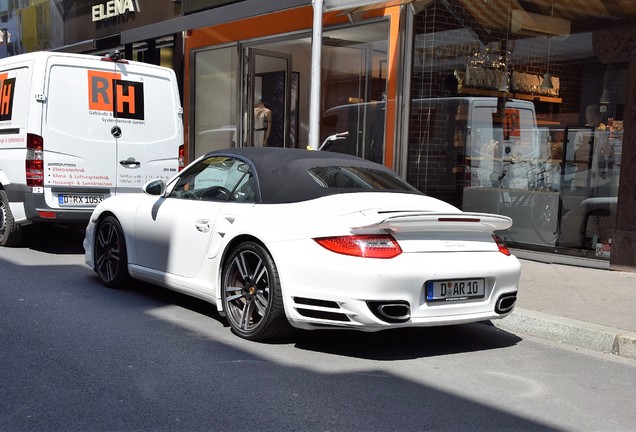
[143,179,166,196]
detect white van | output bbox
[450,97,544,188]
[320,96,542,170]
[0,51,184,246]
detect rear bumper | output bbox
[269,240,521,331]
[5,184,93,224]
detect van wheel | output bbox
[94,216,130,288]
[0,189,23,247]
[221,241,292,341]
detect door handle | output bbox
[195,219,210,233]
[119,158,141,167]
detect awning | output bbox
[120,0,308,44]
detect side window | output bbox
[229,171,257,203]
[169,156,254,202]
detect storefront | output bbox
[184,6,399,160]
[0,1,183,72]
[403,1,634,270]
[180,1,634,269]
[3,0,635,270]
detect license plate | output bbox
[425,278,485,303]
[58,194,104,206]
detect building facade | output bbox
[4,0,636,270]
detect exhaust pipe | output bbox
[367,301,410,323]
[378,303,411,321]
[495,293,517,314]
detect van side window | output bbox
[169,156,253,202]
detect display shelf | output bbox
[457,87,562,103]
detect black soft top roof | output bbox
[206,147,408,204]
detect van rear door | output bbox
[41,55,182,213]
[42,56,117,210]
[107,60,182,193]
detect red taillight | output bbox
[493,235,511,256]
[178,144,185,171]
[314,234,402,259]
[26,133,44,187]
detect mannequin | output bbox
[253,100,272,147]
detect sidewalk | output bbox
[491,258,636,360]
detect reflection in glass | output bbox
[193,46,238,157]
[407,2,624,260]
[320,22,389,162]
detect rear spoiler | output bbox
[351,212,513,234]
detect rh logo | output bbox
[0,72,16,121]
[88,70,145,120]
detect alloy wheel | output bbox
[224,248,271,333]
[94,217,127,286]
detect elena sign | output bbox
[92,0,140,22]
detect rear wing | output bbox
[352,212,512,234]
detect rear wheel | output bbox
[0,189,23,247]
[222,241,291,341]
[94,216,130,288]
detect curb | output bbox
[491,308,636,361]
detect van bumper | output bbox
[6,184,93,224]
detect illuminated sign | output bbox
[92,0,140,22]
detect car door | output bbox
[133,155,253,278]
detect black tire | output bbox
[222,241,292,341]
[0,189,23,247]
[94,216,130,288]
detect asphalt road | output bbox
[1,225,635,431]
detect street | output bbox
[1,225,635,432]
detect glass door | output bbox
[319,23,388,162]
[244,48,292,147]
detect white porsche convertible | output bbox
[84,147,520,341]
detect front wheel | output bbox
[94,216,130,288]
[222,241,291,341]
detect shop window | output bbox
[131,37,174,67]
[192,45,239,158]
[320,22,389,163]
[191,20,389,160]
[407,1,626,260]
